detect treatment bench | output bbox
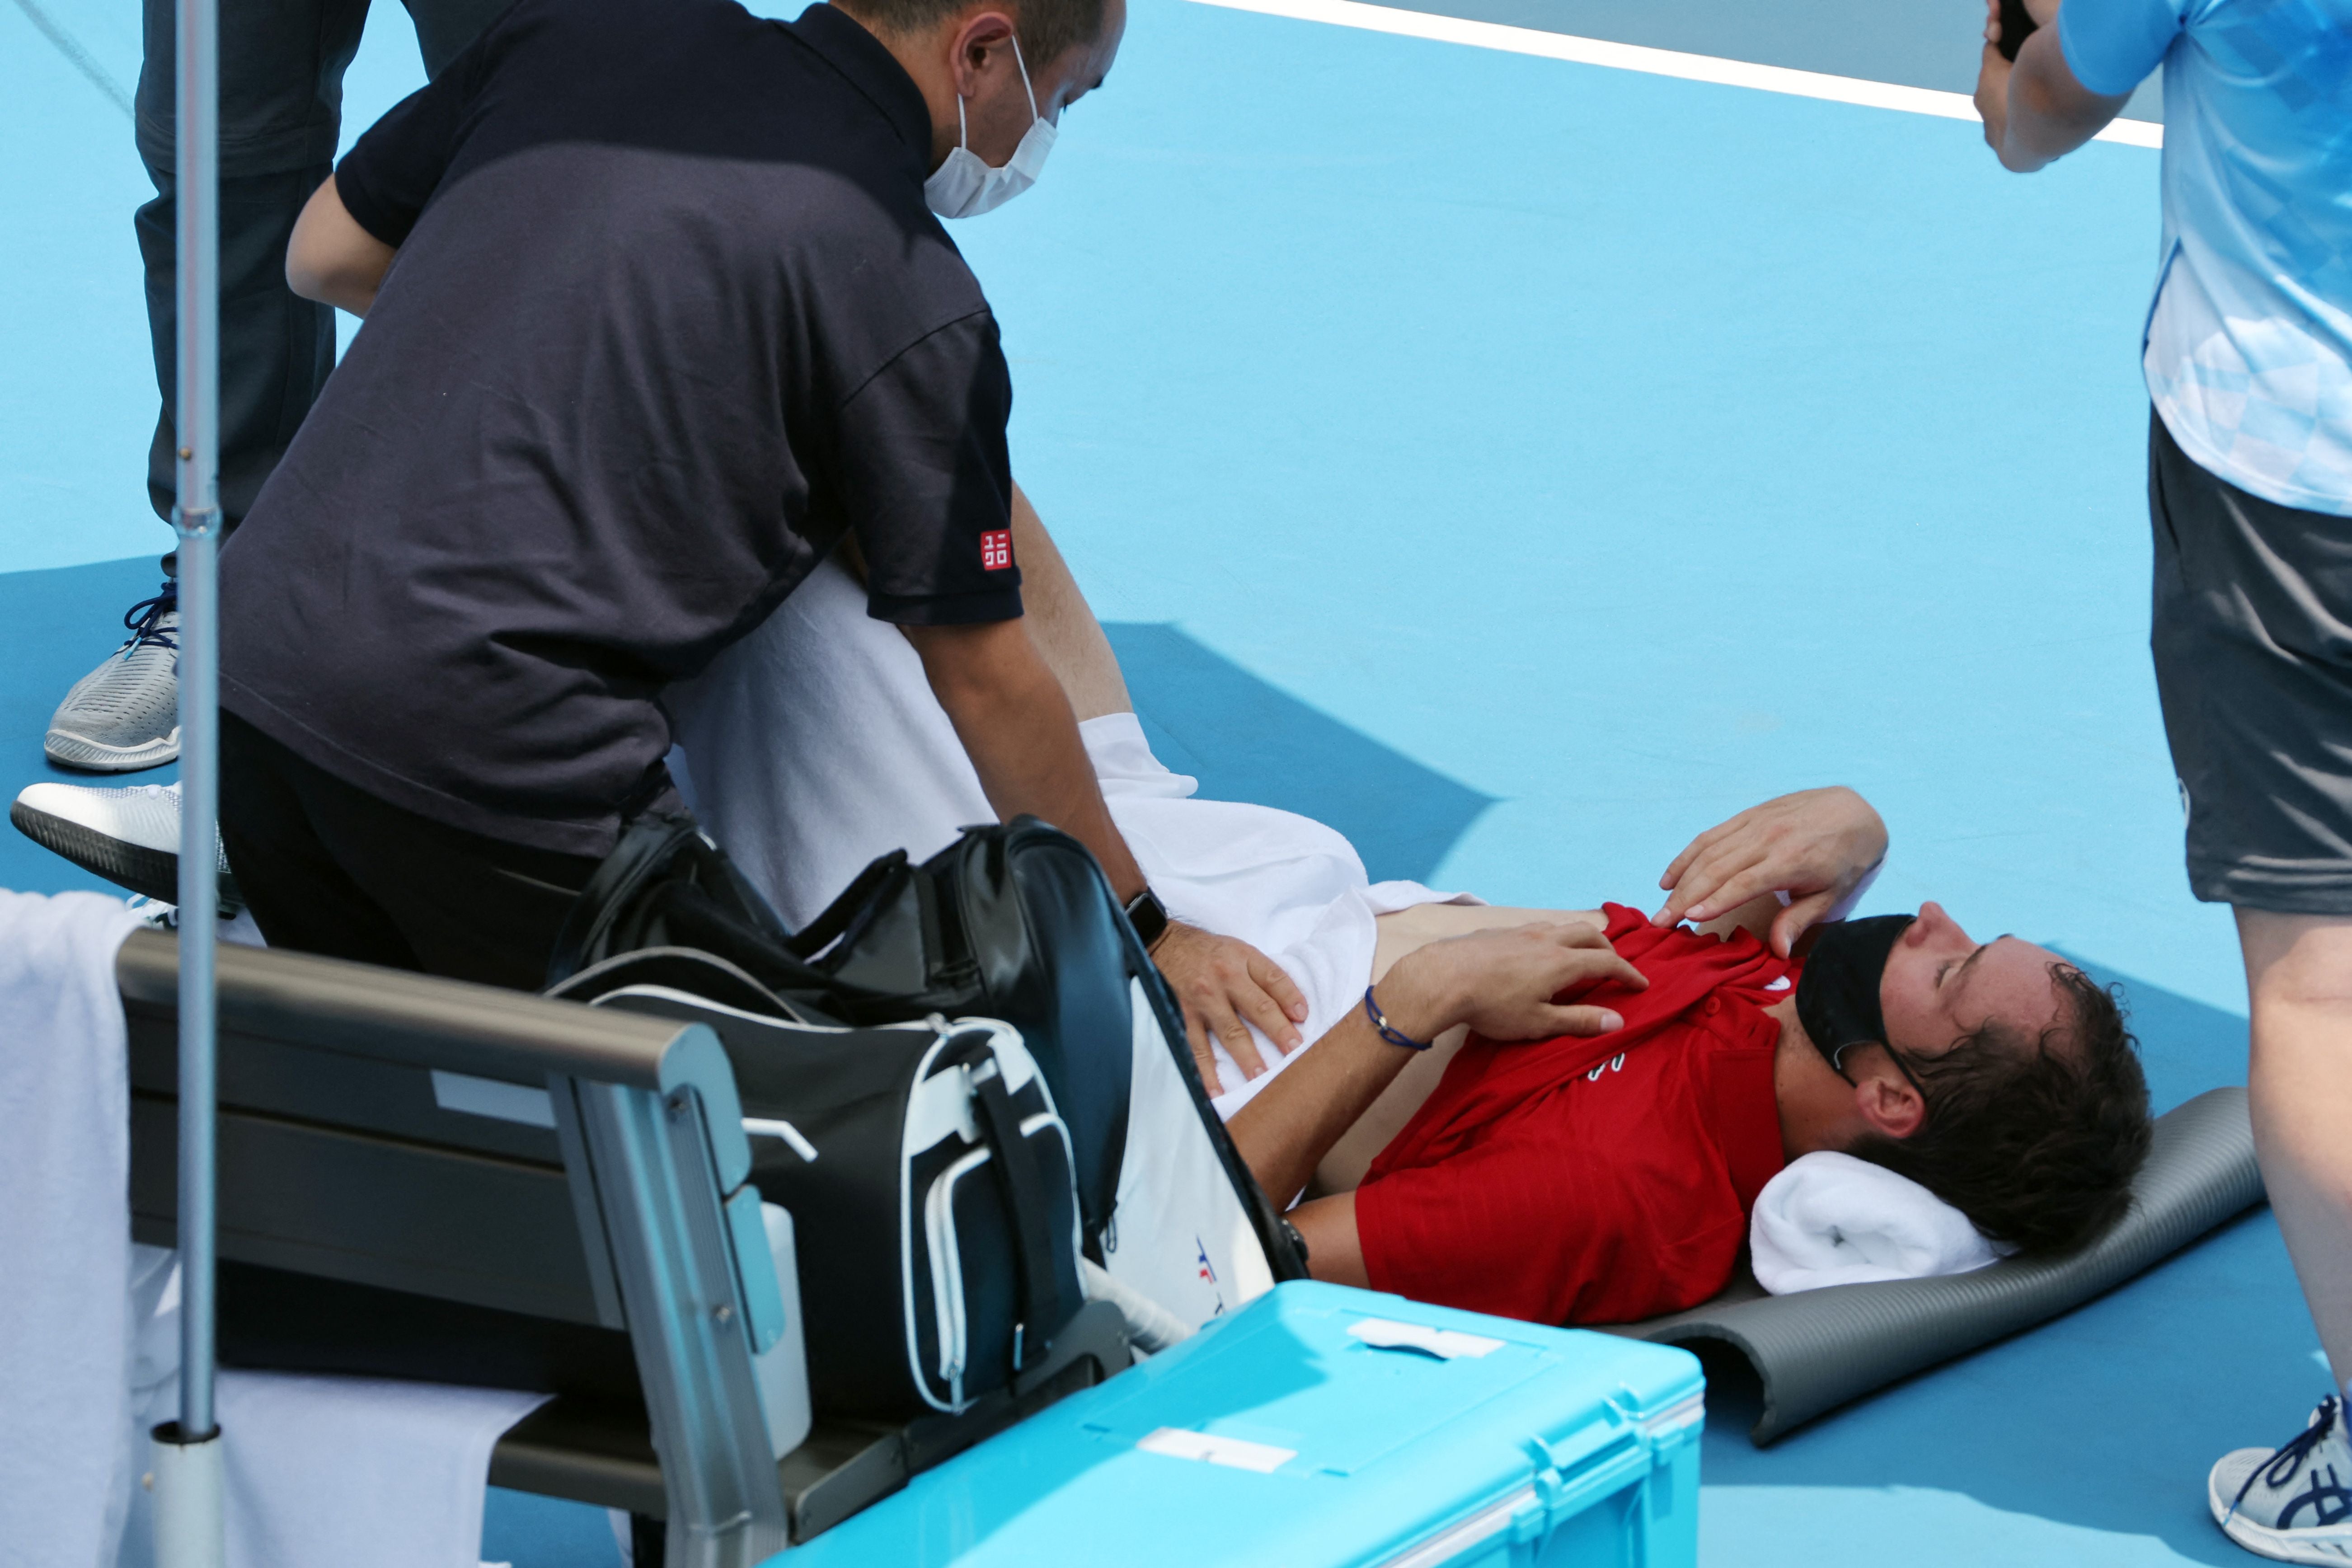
[119,929,1123,1567]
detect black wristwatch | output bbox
[1123,886,1170,952]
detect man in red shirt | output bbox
[1224,834,2152,1327]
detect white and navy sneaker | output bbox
[2212,1396,2352,1564]
[46,581,181,771]
[10,780,239,910]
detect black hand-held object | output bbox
[1997,0,2039,61]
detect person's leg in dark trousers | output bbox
[135,0,358,537]
[50,0,514,774]
[134,0,512,538]
[399,0,519,83]
[217,711,424,970]
[220,714,600,990]
[42,0,363,773]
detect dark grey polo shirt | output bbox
[221,0,1022,857]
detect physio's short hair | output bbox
[839,0,1108,71]
[1848,965,2150,1254]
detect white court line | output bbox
[1183,0,2164,148]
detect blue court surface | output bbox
[1,0,2324,1563]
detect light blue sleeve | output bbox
[2057,0,2185,96]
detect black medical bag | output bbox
[542,811,1304,1286]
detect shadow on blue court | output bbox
[0,569,1499,901]
[1108,621,1495,885]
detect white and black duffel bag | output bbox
[571,966,1100,1421]
[543,812,1309,1326]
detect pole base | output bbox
[150,1422,225,1568]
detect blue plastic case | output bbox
[784,1280,1705,1568]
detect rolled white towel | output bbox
[1750,1151,2004,1295]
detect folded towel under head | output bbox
[1750,1150,2004,1295]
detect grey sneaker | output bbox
[9,780,239,910]
[2212,1396,2352,1563]
[47,582,180,771]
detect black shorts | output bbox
[2150,410,2352,914]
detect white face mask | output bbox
[923,36,1056,220]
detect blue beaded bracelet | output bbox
[1363,985,1432,1052]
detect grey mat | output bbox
[1607,1086,2263,1443]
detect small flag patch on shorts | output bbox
[981,529,1012,570]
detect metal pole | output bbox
[172,0,221,1440]
[155,0,225,1549]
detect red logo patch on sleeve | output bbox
[980,529,1013,571]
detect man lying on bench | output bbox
[1224,883,2152,1326]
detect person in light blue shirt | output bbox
[2063,0,2349,511]
[1976,2,2352,1561]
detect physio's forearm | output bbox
[911,620,1148,901]
[1009,486,1132,722]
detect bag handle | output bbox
[959,1039,1068,1375]
[784,848,911,959]
[544,813,706,987]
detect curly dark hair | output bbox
[836,0,1109,74]
[1844,965,2151,1254]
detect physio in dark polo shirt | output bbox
[214,0,1240,998]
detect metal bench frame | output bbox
[121,928,791,1568]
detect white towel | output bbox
[115,1243,550,1568]
[1079,716,1473,1116]
[1749,1151,2004,1294]
[197,1372,543,1568]
[0,888,146,1568]
[667,555,1469,1113]
[667,556,998,931]
[118,1345,549,1568]
[0,881,548,1568]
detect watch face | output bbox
[1126,889,1169,947]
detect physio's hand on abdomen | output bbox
[1154,922,1309,1095]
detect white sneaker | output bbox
[2212,1396,2352,1564]
[9,781,239,910]
[46,582,181,772]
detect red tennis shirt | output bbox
[1354,904,1795,1325]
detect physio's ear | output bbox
[949,9,1021,94]
[1850,1047,1927,1140]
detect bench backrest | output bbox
[119,928,792,1568]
